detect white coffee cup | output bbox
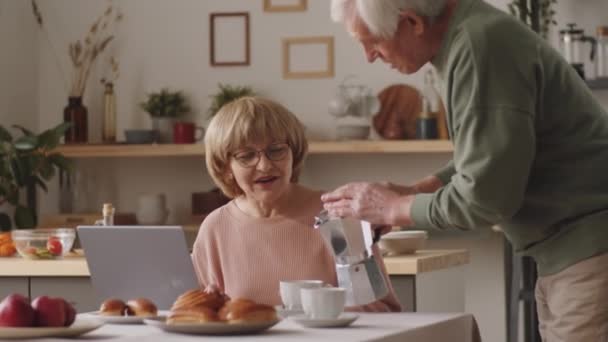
[279,280,324,310]
[300,287,346,319]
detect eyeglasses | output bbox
[231,143,290,168]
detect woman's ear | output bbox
[399,9,426,36]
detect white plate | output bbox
[0,317,103,339]
[291,313,359,328]
[143,316,280,335]
[82,311,164,324]
[274,305,304,318]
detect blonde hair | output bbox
[204,97,308,198]
[331,0,448,39]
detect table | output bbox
[38,312,481,342]
[0,250,469,313]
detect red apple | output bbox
[63,299,76,326]
[0,293,35,327]
[31,296,66,327]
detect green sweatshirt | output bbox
[410,0,608,275]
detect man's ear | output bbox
[399,9,425,36]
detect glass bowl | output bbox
[11,228,76,259]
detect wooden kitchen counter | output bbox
[0,249,469,277]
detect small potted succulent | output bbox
[140,88,190,143]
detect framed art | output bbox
[282,36,334,79]
[210,12,250,66]
[264,0,307,12]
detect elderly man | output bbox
[324,0,608,341]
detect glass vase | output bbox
[64,96,88,144]
[102,83,117,143]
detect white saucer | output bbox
[274,305,304,318]
[291,313,359,328]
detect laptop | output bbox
[77,225,200,310]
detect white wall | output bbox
[23,1,608,342]
[0,0,38,130]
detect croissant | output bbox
[167,306,219,324]
[218,298,277,323]
[171,289,228,312]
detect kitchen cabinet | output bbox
[0,278,28,299]
[30,278,97,312]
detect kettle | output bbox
[559,23,597,79]
[314,210,388,306]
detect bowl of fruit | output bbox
[11,229,75,260]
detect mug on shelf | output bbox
[173,122,204,144]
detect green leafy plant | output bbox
[208,83,255,117]
[0,123,73,231]
[508,0,557,38]
[140,88,190,118]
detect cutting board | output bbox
[373,84,448,140]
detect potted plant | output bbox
[0,123,72,231]
[208,83,255,117]
[140,88,190,143]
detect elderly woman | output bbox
[191,96,400,312]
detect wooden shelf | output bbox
[587,77,608,90]
[54,140,453,158]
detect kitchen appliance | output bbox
[559,23,596,79]
[596,26,608,78]
[313,210,388,306]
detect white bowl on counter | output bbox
[378,230,428,256]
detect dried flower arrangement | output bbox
[31,0,123,97]
[100,57,120,87]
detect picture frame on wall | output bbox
[264,0,307,12]
[282,36,335,79]
[209,12,250,66]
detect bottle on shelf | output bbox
[416,97,438,140]
[95,203,115,226]
[102,83,117,143]
[416,70,440,140]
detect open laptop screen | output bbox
[77,225,200,310]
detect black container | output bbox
[416,117,438,139]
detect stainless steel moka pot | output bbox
[314,210,388,306]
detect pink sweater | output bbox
[191,194,401,312]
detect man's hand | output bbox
[321,182,416,226]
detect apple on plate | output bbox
[31,296,76,327]
[0,293,35,327]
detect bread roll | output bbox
[167,307,219,325]
[125,298,158,317]
[99,298,127,316]
[171,289,228,311]
[218,298,277,323]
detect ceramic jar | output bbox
[136,193,169,225]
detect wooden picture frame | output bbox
[264,0,307,12]
[282,36,335,79]
[209,12,250,66]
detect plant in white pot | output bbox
[140,88,190,143]
[207,83,255,118]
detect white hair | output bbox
[331,0,449,39]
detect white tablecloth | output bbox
[42,312,481,342]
